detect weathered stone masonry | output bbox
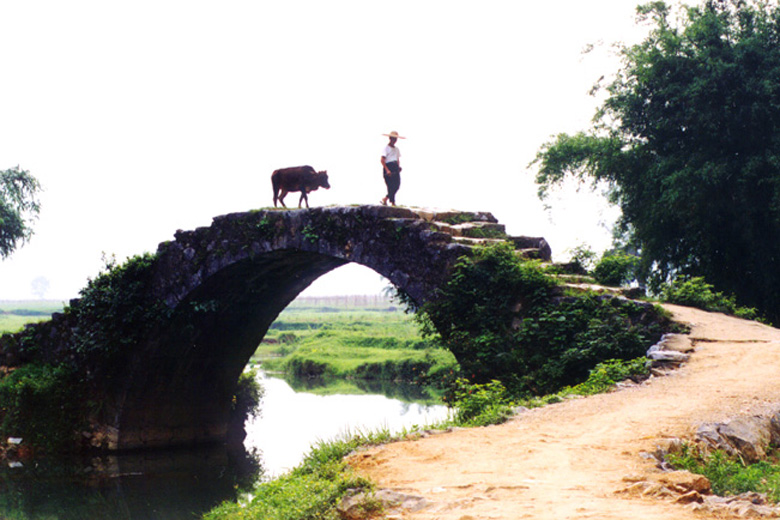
[0,205,550,451]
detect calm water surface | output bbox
[247,372,450,476]
[0,371,448,520]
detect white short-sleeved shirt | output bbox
[383,145,401,163]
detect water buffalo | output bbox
[271,166,330,208]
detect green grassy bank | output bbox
[252,296,458,387]
[0,301,64,334]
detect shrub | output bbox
[660,276,762,321]
[417,243,673,396]
[668,444,780,502]
[511,295,666,395]
[70,253,172,370]
[0,363,84,453]
[592,252,639,287]
[447,378,514,427]
[232,369,264,421]
[417,243,557,384]
[563,357,649,396]
[567,244,597,273]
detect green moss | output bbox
[459,226,506,239]
[438,212,476,225]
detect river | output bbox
[0,371,449,520]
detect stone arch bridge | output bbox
[3,205,550,450]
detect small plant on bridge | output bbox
[301,224,319,243]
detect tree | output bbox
[31,276,50,299]
[0,166,41,259]
[533,0,780,322]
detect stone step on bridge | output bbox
[0,205,550,451]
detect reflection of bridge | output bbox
[6,206,550,450]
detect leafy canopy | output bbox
[0,166,41,259]
[533,0,780,322]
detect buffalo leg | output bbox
[277,189,288,208]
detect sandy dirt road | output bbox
[348,304,780,519]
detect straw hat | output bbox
[383,131,406,139]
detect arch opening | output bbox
[37,206,546,451]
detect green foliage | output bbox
[0,254,177,454]
[511,294,666,395]
[70,253,172,368]
[418,244,671,395]
[0,363,83,453]
[203,429,396,520]
[567,244,598,273]
[660,276,762,321]
[417,243,557,384]
[668,444,780,502]
[446,378,515,427]
[232,369,264,420]
[533,0,780,323]
[0,166,41,259]
[592,252,639,287]
[460,226,506,239]
[511,357,650,409]
[301,224,319,243]
[562,357,648,396]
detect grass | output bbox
[668,444,780,502]
[202,426,416,520]
[0,301,64,334]
[204,354,654,519]
[203,358,650,520]
[253,301,458,385]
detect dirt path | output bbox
[348,305,780,519]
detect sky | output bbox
[0,0,665,301]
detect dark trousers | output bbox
[383,162,401,204]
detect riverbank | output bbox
[253,298,457,385]
[347,304,780,519]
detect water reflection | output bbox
[246,372,449,477]
[0,373,448,519]
[282,373,444,404]
[0,445,262,520]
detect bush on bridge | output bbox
[416,243,675,396]
[70,252,171,365]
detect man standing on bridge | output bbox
[380,130,404,206]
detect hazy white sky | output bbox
[0,0,661,301]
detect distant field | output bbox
[0,300,65,333]
[254,295,458,385]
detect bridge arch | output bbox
[64,206,550,450]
